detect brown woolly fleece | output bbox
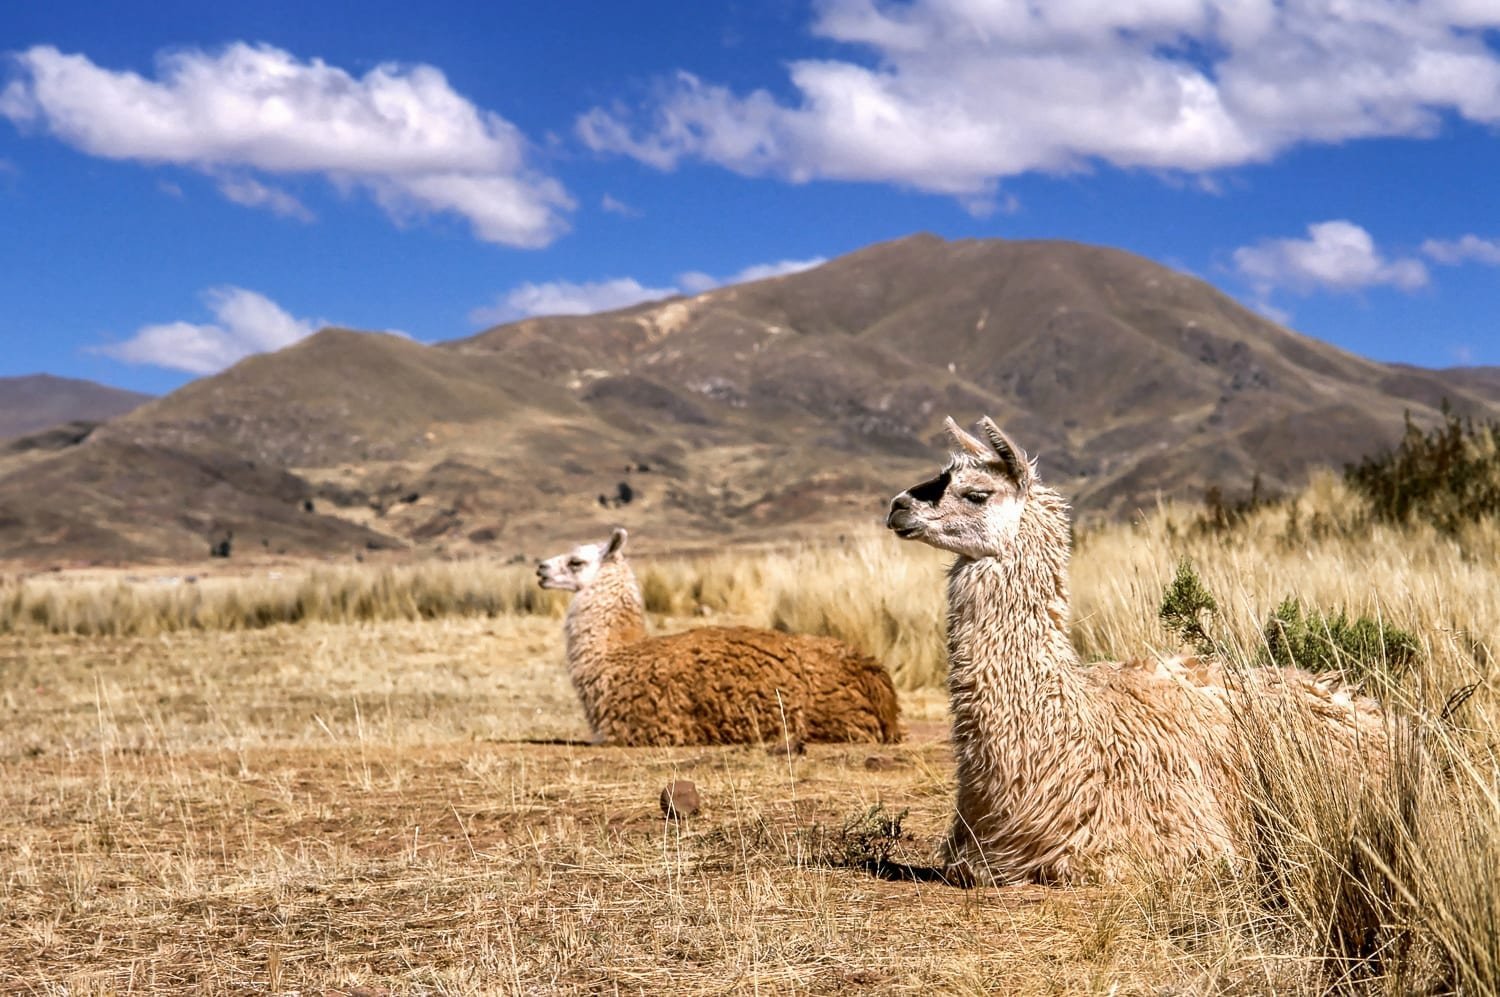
[889,417,1389,886]
[540,531,902,748]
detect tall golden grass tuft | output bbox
[762,539,948,689]
[1178,673,1500,993]
[1078,471,1500,992]
[2,540,955,684]
[0,561,568,637]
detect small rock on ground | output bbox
[660,779,701,820]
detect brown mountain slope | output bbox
[103,328,585,466]
[0,330,626,562]
[2,235,1497,564]
[453,234,1500,516]
[0,374,151,439]
[1433,364,1500,400]
[0,438,394,562]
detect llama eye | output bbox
[962,490,992,505]
[568,558,585,568]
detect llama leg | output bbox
[939,791,992,886]
[939,821,979,886]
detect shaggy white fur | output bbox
[887,416,1388,884]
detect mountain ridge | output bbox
[2,234,1496,564]
[0,373,152,441]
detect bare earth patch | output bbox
[1,619,1209,994]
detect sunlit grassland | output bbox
[1,471,1497,992]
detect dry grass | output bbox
[0,562,568,638]
[1,737,1191,994]
[1,617,1172,995]
[2,472,1498,993]
[1070,473,1500,992]
[0,541,951,691]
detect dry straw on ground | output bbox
[1,471,1497,993]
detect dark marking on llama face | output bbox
[906,470,951,506]
[888,470,951,538]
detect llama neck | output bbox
[564,558,647,675]
[945,492,1087,736]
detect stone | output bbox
[660,779,701,820]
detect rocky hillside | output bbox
[2,234,1496,564]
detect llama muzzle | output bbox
[886,495,921,537]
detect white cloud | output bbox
[96,287,321,375]
[216,176,312,221]
[469,256,827,326]
[578,1,1500,197]
[674,271,720,295]
[679,256,827,292]
[1,43,571,246]
[1422,234,1500,266]
[469,278,679,326]
[1233,220,1428,295]
[1250,299,1293,326]
[600,193,640,217]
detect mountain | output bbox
[450,234,1500,513]
[2,235,1497,564]
[1434,364,1500,400]
[0,374,151,440]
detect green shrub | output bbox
[1157,564,1423,687]
[1158,557,1219,656]
[1262,597,1423,687]
[1346,401,1500,533]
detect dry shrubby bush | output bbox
[1347,402,1500,533]
[806,803,913,870]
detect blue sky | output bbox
[2,0,1498,396]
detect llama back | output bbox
[706,628,902,744]
[590,628,813,746]
[789,632,903,744]
[1082,654,1393,870]
[578,626,900,746]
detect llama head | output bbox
[537,527,628,591]
[886,416,1036,559]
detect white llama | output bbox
[886,416,1387,885]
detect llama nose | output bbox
[886,494,911,527]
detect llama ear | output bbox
[604,527,628,558]
[944,416,992,459]
[977,417,1033,489]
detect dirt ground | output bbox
[0,617,1245,994]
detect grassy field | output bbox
[2,473,1497,993]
